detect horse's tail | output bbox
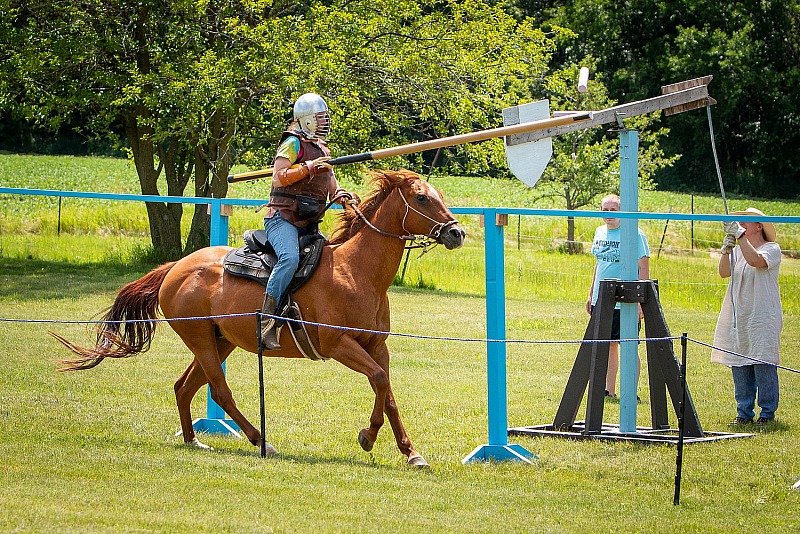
[50,261,177,371]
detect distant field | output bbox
[3,152,800,254]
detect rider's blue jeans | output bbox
[263,212,300,302]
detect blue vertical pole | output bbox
[619,129,640,433]
[209,198,229,246]
[485,209,508,446]
[190,199,242,437]
[463,210,536,464]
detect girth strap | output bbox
[279,301,327,361]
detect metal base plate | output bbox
[509,421,754,444]
[188,418,242,438]
[462,443,539,464]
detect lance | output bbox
[228,112,593,183]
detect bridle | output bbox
[330,188,460,253]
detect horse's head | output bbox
[395,173,466,250]
[329,169,466,249]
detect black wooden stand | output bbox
[509,279,754,443]
[552,279,702,436]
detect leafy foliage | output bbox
[0,0,575,257]
[290,0,572,178]
[533,0,800,199]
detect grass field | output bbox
[2,154,800,532]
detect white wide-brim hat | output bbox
[731,207,777,242]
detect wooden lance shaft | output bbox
[228,112,593,183]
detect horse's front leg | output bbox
[371,343,428,467]
[327,337,389,453]
[383,384,428,467]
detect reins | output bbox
[337,188,459,254]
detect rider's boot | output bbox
[260,293,281,350]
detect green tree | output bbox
[1,1,272,257]
[664,1,800,198]
[1,0,570,258]
[530,0,800,199]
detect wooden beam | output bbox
[229,112,592,183]
[506,84,714,146]
[661,75,717,116]
[332,112,592,163]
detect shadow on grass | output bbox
[388,284,483,300]
[179,442,411,470]
[2,256,485,302]
[732,419,790,434]
[0,256,156,301]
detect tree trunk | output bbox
[564,187,583,254]
[125,6,183,261]
[125,113,184,261]
[184,113,234,254]
[567,215,576,243]
[185,152,212,253]
[565,216,582,254]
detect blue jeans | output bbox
[731,364,779,420]
[263,213,300,302]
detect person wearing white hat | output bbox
[712,207,782,426]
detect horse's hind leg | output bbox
[173,330,263,448]
[174,338,238,443]
[174,359,213,449]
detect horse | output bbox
[51,169,466,467]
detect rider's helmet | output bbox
[293,93,331,141]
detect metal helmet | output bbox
[293,93,331,140]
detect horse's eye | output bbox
[416,194,428,203]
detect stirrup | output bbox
[260,316,276,331]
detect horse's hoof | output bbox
[358,429,374,452]
[262,442,279,457]
[187,437,214,451]
[407,455,429,468]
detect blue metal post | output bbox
[191,198,242,437]
[619,129,640,433]
[463,210,537,464]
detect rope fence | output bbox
[513,230,800,258]
[4,312,797,375]
[512,264,733,287]
[508,220,800,258]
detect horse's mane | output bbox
[328,169,419,245]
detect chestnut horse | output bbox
[52,169,465,467]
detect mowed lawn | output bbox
[2,257,800,532]
[1,153,800,532]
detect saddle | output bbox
[223,229,328,360]
[223,229,325,290]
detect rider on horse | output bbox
[260,93,356,350]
